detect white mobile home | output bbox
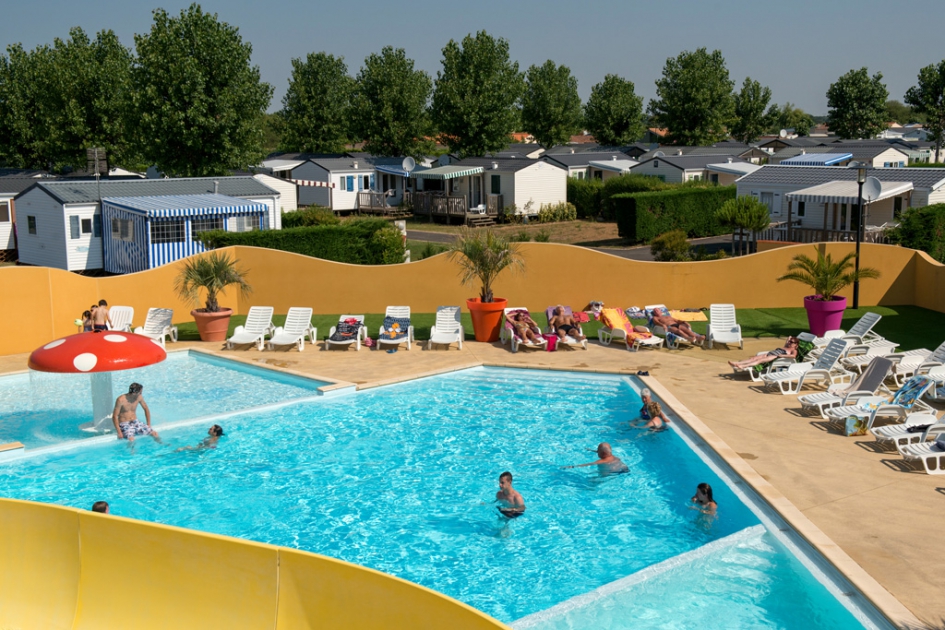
[449,157,567,214]
[0,173,46,259]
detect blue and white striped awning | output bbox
[375,164,430,178]
[413,165,484,180]
[102,194,267,218]
[780,153,853,166]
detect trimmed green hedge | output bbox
[888,203,945,262]
[613,186,737,243]
[566,178,604,219]
[281,205,340,228]
[197,218,405,265]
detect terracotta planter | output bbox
[191,308,233,342]
[466,297,508,342]
[803,296,847,337]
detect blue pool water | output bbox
[0,367,877,627]
[0,351,327,448]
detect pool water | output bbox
[0,367,876,627]
[0,351,327,448]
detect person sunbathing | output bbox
[728,337,799,369]
[549,306,586,343]
[506,311,542,343]
[651,310,705,345]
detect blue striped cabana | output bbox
[102,194,267,274]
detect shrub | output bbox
[612,186,737,243]
[416,241,448,260]
[567,178,604,219]
[509,229,531,242]
[650,229,691,261]
[196,218,404,265]
[600,174,675,220]
[534,229,551,242]
[887,204,945,262]
[281,205,340,228]
[537,201,577,223]
[502,204,522,224]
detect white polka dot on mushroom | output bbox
[44,339,66,350]
[103,334,127,343]
[73,353,98,372]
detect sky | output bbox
[3,0,944,116]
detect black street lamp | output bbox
[851,162,868,310]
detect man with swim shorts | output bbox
[549,305,586,343]
[496,471,525,518]
[112,382,160,442]
[651,310,705,345]
[93,299,109,332]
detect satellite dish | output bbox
[402,156,416,173]
[862,176,882,203]
[779,129,788,138]
[653,151,665,158]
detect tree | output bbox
[349,46,433,159]
[131,4,273,176]
[767,102,814,136]
[885,99,922,125]
[582,74,645,147]
[648,48,735,145]
[826,68,888,139]
[280,52,352,153]
[0,43,53,168]
[520,60,582,148]
[716,195,770,256]
[431,31,524,158]
[906,60,945,162]
[731,77,773,143]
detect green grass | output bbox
[175,305,945,351]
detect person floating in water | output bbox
[495,471,525,518]
[691,483,717,515]
[91,501,109,514]
[176,424,225,452]
[563,442,629,475]
[112,383,160,442]
[638,388,671,430]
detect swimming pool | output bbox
[0,367,886,627]
[0,351,328,448]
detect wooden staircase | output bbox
[466,214,496,228]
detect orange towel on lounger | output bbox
[601,308,653,341]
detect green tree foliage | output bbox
[260,112,283,155]
[888,204,945,263]
[715,195,770,256]
[777,248,880,301]
[0,43,55,168]
[279,52,352,153]
[281,206,340,228]
[905,61,945,163]
[826,68,888,139]
[767,102,814,136]
[582,74,646,147]
[431,31,524,158]
[132,4,273,176]
[731,77,773,143]
[520,61,582,149]
[649,48,735,145]
[650,229,692,261]
[350,47,433,159]
[885,100,923,125]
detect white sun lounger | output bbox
[706,304,742,349]
[107,306,134,332]
[326,314,366,351]
[812,311,884,347]
[428,306,463,350]
[226,306,274,351]
[825,375,935,429]
[544,306,588,350]
[267,307,316,351]
[797,356,893,418]
[133,308,178,349]
[377,306,414,350]
[872,412,943,454]
[501,307,547,352]
[762,338,852,394]
[900,429,945,475]
[645,304,698,349]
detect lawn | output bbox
[175,305,945,352]
[404,217,632,248]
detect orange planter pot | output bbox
[466,297,508,342]
[191,308,233,342]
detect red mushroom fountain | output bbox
[28,331,167,433]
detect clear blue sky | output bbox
[3,0,943,116]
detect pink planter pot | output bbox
[803,296,847,337]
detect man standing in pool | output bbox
[112,383,160,442]
[496,471,525,518]
[563,442,629,475]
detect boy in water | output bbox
[496,471,525,518]
[112,383,160,442]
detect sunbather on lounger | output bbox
[651,311,705,345]
[549,305,586,342]
[728,337,798,369]
[506,311,542,343]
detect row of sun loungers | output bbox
[102,306,178,348]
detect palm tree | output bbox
[446,228,524,302]
[174,252,252,312]
[777,248,879,300]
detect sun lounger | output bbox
[925,366,945,402]
[811,311,884,346]
[706,304,742,350]
[267,307,316,351]
[797,356,893,418]
[133,308,178,349]
[427,306,463,350]
[900,428,945,475]
[544,306,588,350]
[840,341,902,372]
[326,314,366,351]
[888,350,934,388]
[825,374,935,429]
[761,338,852,394]
[501,308,547,352]
[377,306,414,350]
[597,307,663,351]
[107,306,134,332]
[872,412,942,454]
[644,304,697,349]
[226,306,274,351]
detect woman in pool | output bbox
[691,483,717,515]
[637,388,670,430]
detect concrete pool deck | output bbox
[2,337,941,628]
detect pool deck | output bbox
[2,338,941,628]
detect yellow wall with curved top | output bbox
[0,241,942,356]
[0,498,508,630]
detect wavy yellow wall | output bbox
[0,498,508,630]
[0,242,939,356]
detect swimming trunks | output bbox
[93,324,107,331]
[498,507,524,518]
[556,324,576,335]
[119,420,153,439]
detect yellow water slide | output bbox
[0,498,509,629]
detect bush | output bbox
[534,229,551,242]
[197,217,404,265]
[650,229,691,261]
[612,186,737,243]
[537,201,577,223]
[601,174,676,220]
[509,229,531,242]
[281,205,340,228]
[567,178,604,219]
[888,204,945,262]
[416,241,448,260]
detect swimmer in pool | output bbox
[562,442,629,475]
[495,471,525,518]
[175,424,225,451]
[691,482,717,515]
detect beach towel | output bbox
[381,316,410,341]
[669,310,708,322]
[602,308,654,342]
[330,321,361,342]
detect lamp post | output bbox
[851,162,868,310]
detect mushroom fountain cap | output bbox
[28,331,167,373]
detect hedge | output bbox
[566,178,603,219]
[600,174,675,220]
[612,186,737,243]
[197,218,405,265]
[888,203,945,262]
[281,205,340,228]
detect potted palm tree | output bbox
[777,247,879,336]
[174,251,252,341]
[447,228,524,342]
